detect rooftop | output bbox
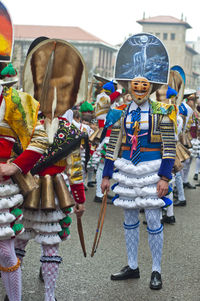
[137,15,192,29]
[13,25,114,47]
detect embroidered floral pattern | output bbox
[33,118,84,172]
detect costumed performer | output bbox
[93,80,123,203]
[101,33,176,289]
[14,37,88,301]
[179,89,197,189]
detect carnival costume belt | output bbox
[121,146,161,152]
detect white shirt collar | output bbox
[129,100,149,113]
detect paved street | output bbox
[0,161,200,301]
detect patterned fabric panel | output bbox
[159,115,176,160]
[150,113,162,143]
[105,119,123,161]
[26,120,48,154]
[66,149,83,185]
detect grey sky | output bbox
[4,0,200,45]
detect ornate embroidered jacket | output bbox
[103,99,176,180]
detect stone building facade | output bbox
[12,25,117,88]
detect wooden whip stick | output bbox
[91,191,108,257]
[76,205,87,257]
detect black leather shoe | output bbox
[87,182,95,188]
[183,182,196,189]
[193,174,198,181]
[94,196,102,203]
[161,215,176,224]
[93,195,113,204]
[173,200,186,206]
[150,271,162,290]
[111,265,140,280]
[39,266,44,282]
[4,295,9,301]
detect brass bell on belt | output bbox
[41,175,56,211]
[53,173,75,209]
[12,171,39,197]
[173,156,183,173]
[24,175,41,210]
[176,142,190,162]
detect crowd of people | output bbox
[0,2,200,301]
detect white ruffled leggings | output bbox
[124,208,163,273]
[15,238,60,301]
[0,239,21,301]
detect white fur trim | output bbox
[23,209,65,222]
[113,197,165,209]
[0,183,20,197]
[33,222,62,233]
[114,158,161,176]
[113,172,160,187]
[113,184,158,198]
[35,234,62,245]
[45,117,59,144]
[0,194,23,209]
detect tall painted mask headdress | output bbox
[114,33,169,105]
[23,38,88,143]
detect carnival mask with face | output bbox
[129,77,152,106]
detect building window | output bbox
[155,33,160,38]
[163,33,168,40]
[171,33,175,40]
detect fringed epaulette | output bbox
[100,104,127,143]
[150,100,178,133]
[4,87,39,150]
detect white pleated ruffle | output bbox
[18,229,36,241]
[112,158,163,209]
[33,222,62,233]
[113,197,165,209]
[0,226,15,239]
[0,183,20,197]
[35,233,62,245]
[0,194,23,210]
[113,172,160,187]
[190,139,200,157]
[23,209,66,223]
[0,211,16,224]
[114,158,161,175]
[0,180,24,239]
[113,184,158,198]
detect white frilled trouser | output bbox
[124,208,163,273]
[112,158,164,273]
